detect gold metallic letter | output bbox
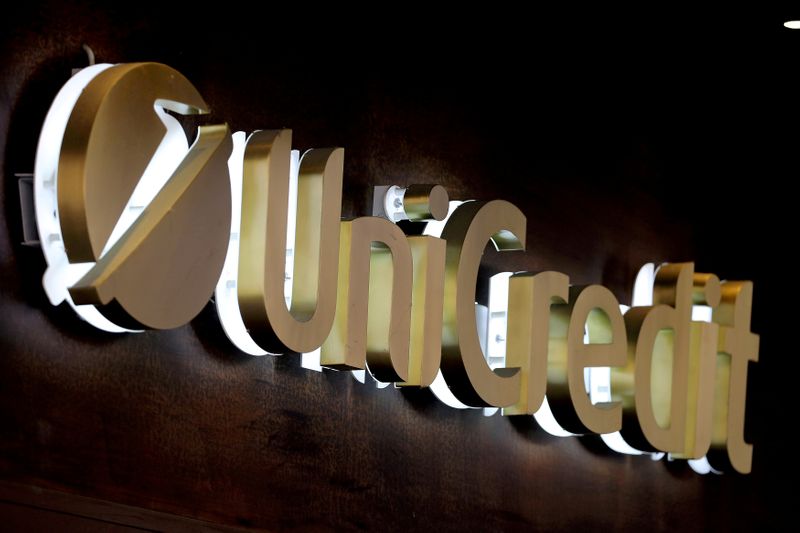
[403,236,446,387]
[618,263,693,451]
[64,63,232,329]
[321,217,413,382]
[440,201,525,407]
[237,130,343,353]
[709,281,759,473]
[548,285,627,434]
[674,273,721,459]
[503,271,569,416]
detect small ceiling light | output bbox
[784,20,800,29]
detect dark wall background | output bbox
[1,3,796,531]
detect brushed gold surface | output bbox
[403,184,449,221]
[58,63,209,262]
[237,130,343,353]
[321,216,412,382]
[616,263,694,452]
[710,281,759,473]
[402,236,446,387]
[439,200,525,407]
[548,285,627,434]
[69,125,233,329]
[503,271,568,416]
[673,320,718,459]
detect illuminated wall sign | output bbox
[32,63,759,475]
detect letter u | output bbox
[237,129,343,353]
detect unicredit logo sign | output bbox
[31,62,759,474]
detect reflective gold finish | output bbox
[402,236,446,387]
[403,184,449,221]
[439,201,524,407]
[321,217,412,382]
[617,263,694,452]
[69,125,233,329]
[709,281,759,473]
[615,263,727,456]
[237,130,343,353]
[58,63,209,262]
[693,272,721,305]
[670,273,721,459]
[673,321,718,458]
[503,271,569,416]
[59,61,231,329]
[547,285,627,434]
[39,61,762,472]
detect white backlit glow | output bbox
[784,20,800,29]
[688,456,722,475]
[214,132,267,355]
[34,64,207,333]
[34,64,134,333]
[422,200,464,239]
[214,134,301,356]
[632,262,656,306]
[352,367,391,389]
[486,273,511,362]
[302,349,323,372]
[534,397,577,437]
